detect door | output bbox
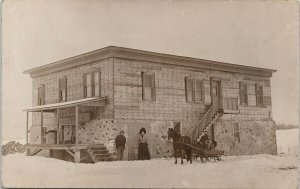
[60,125,75,144]
[210,79,222,110]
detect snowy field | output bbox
[2,153,298,188]
[276,129,299,156]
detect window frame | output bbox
[83,71,101,98]
[142,72,156,101]
[59,77,67,102]
[239,82,248,105]
[37,84,45,106]
[255,84,264,107]
[185,77,204,103]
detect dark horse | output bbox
[167,128,192,164]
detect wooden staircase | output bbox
[191,101,224,142]
[87,145,114,163]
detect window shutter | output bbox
[239,82,247,105]
[142,72,145,100]
[94,71,100,97]
[185,77,193,102]
[92,72,95,96]
[83,74,87,98]
[195,80,203,102]
[41,85,45,105]
[151,74,156,101]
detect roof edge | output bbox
[23,46,277,77]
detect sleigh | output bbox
[188,143,225,163]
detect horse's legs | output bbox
[174,150,177,164]
[189,149,192,164]
[180,148,183,164]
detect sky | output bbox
[2,0,299,141]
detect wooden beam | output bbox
[30,149,42,156]
[26,111,29,144]
[56,109,60,144]
[74,149,81,163]
[75,105,79,144]
[65,149,75,158]
[41,110,43,144]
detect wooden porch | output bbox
[23,97,111,163]
[26,143,110,163]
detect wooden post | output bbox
[74,149,80,163]
[75,105,79,144]
[56,109,60,144]
[41,110,43,144]
[26,111,29,144]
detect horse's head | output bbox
[167,128,175,140]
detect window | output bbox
[83,71,101,98]
[233,122,240,142]
[38,84,45,105]
[239,82,248,105]
[59,77,67,102]
[255,84,264,107]
[41,126,47,144]
[185,78,204,102]
[142,73,156,101]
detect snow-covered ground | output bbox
[276,129,299,156]
[1,153,298,188]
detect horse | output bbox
[167,128,192,164]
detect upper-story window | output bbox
[239,82,248,105]
[185,78,204,103]
[59,77,67,102]
[142,73,156,101]
[255,84,264,107]
[83,71,101,98]
[37,84,45,105]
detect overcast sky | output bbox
[2,0,299,141]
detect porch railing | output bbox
[191,100,219,142]
[222,97,238,110]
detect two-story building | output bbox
[24,46,277,163]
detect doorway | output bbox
[60,125,75,144]
[210,78,222,110]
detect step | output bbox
[96,157,114,162]
[94,153,110,156]
[93,150,109,154]
[89,147,107,150]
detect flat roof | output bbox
[24,46,277,78]
[24,97,108,112]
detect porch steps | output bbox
[87,146,114,163]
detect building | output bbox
[24,46,277,163]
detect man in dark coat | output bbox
[115,130,126,160]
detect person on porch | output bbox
[115,130,126,161]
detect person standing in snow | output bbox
[137,127,150,160]
[115,130,126,160]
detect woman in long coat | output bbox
[137,127,150,160]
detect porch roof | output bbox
[23,97,108,112]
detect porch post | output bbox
[40,110,43,144]
[74,149,81,163]
[56,109,60,144]
[26,111,29,144]
[75,105,79,144]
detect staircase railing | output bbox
[191,100,219,142]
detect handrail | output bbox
[191,100,219,142]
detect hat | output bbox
[119,130,125,134]
[139,127,146,134]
